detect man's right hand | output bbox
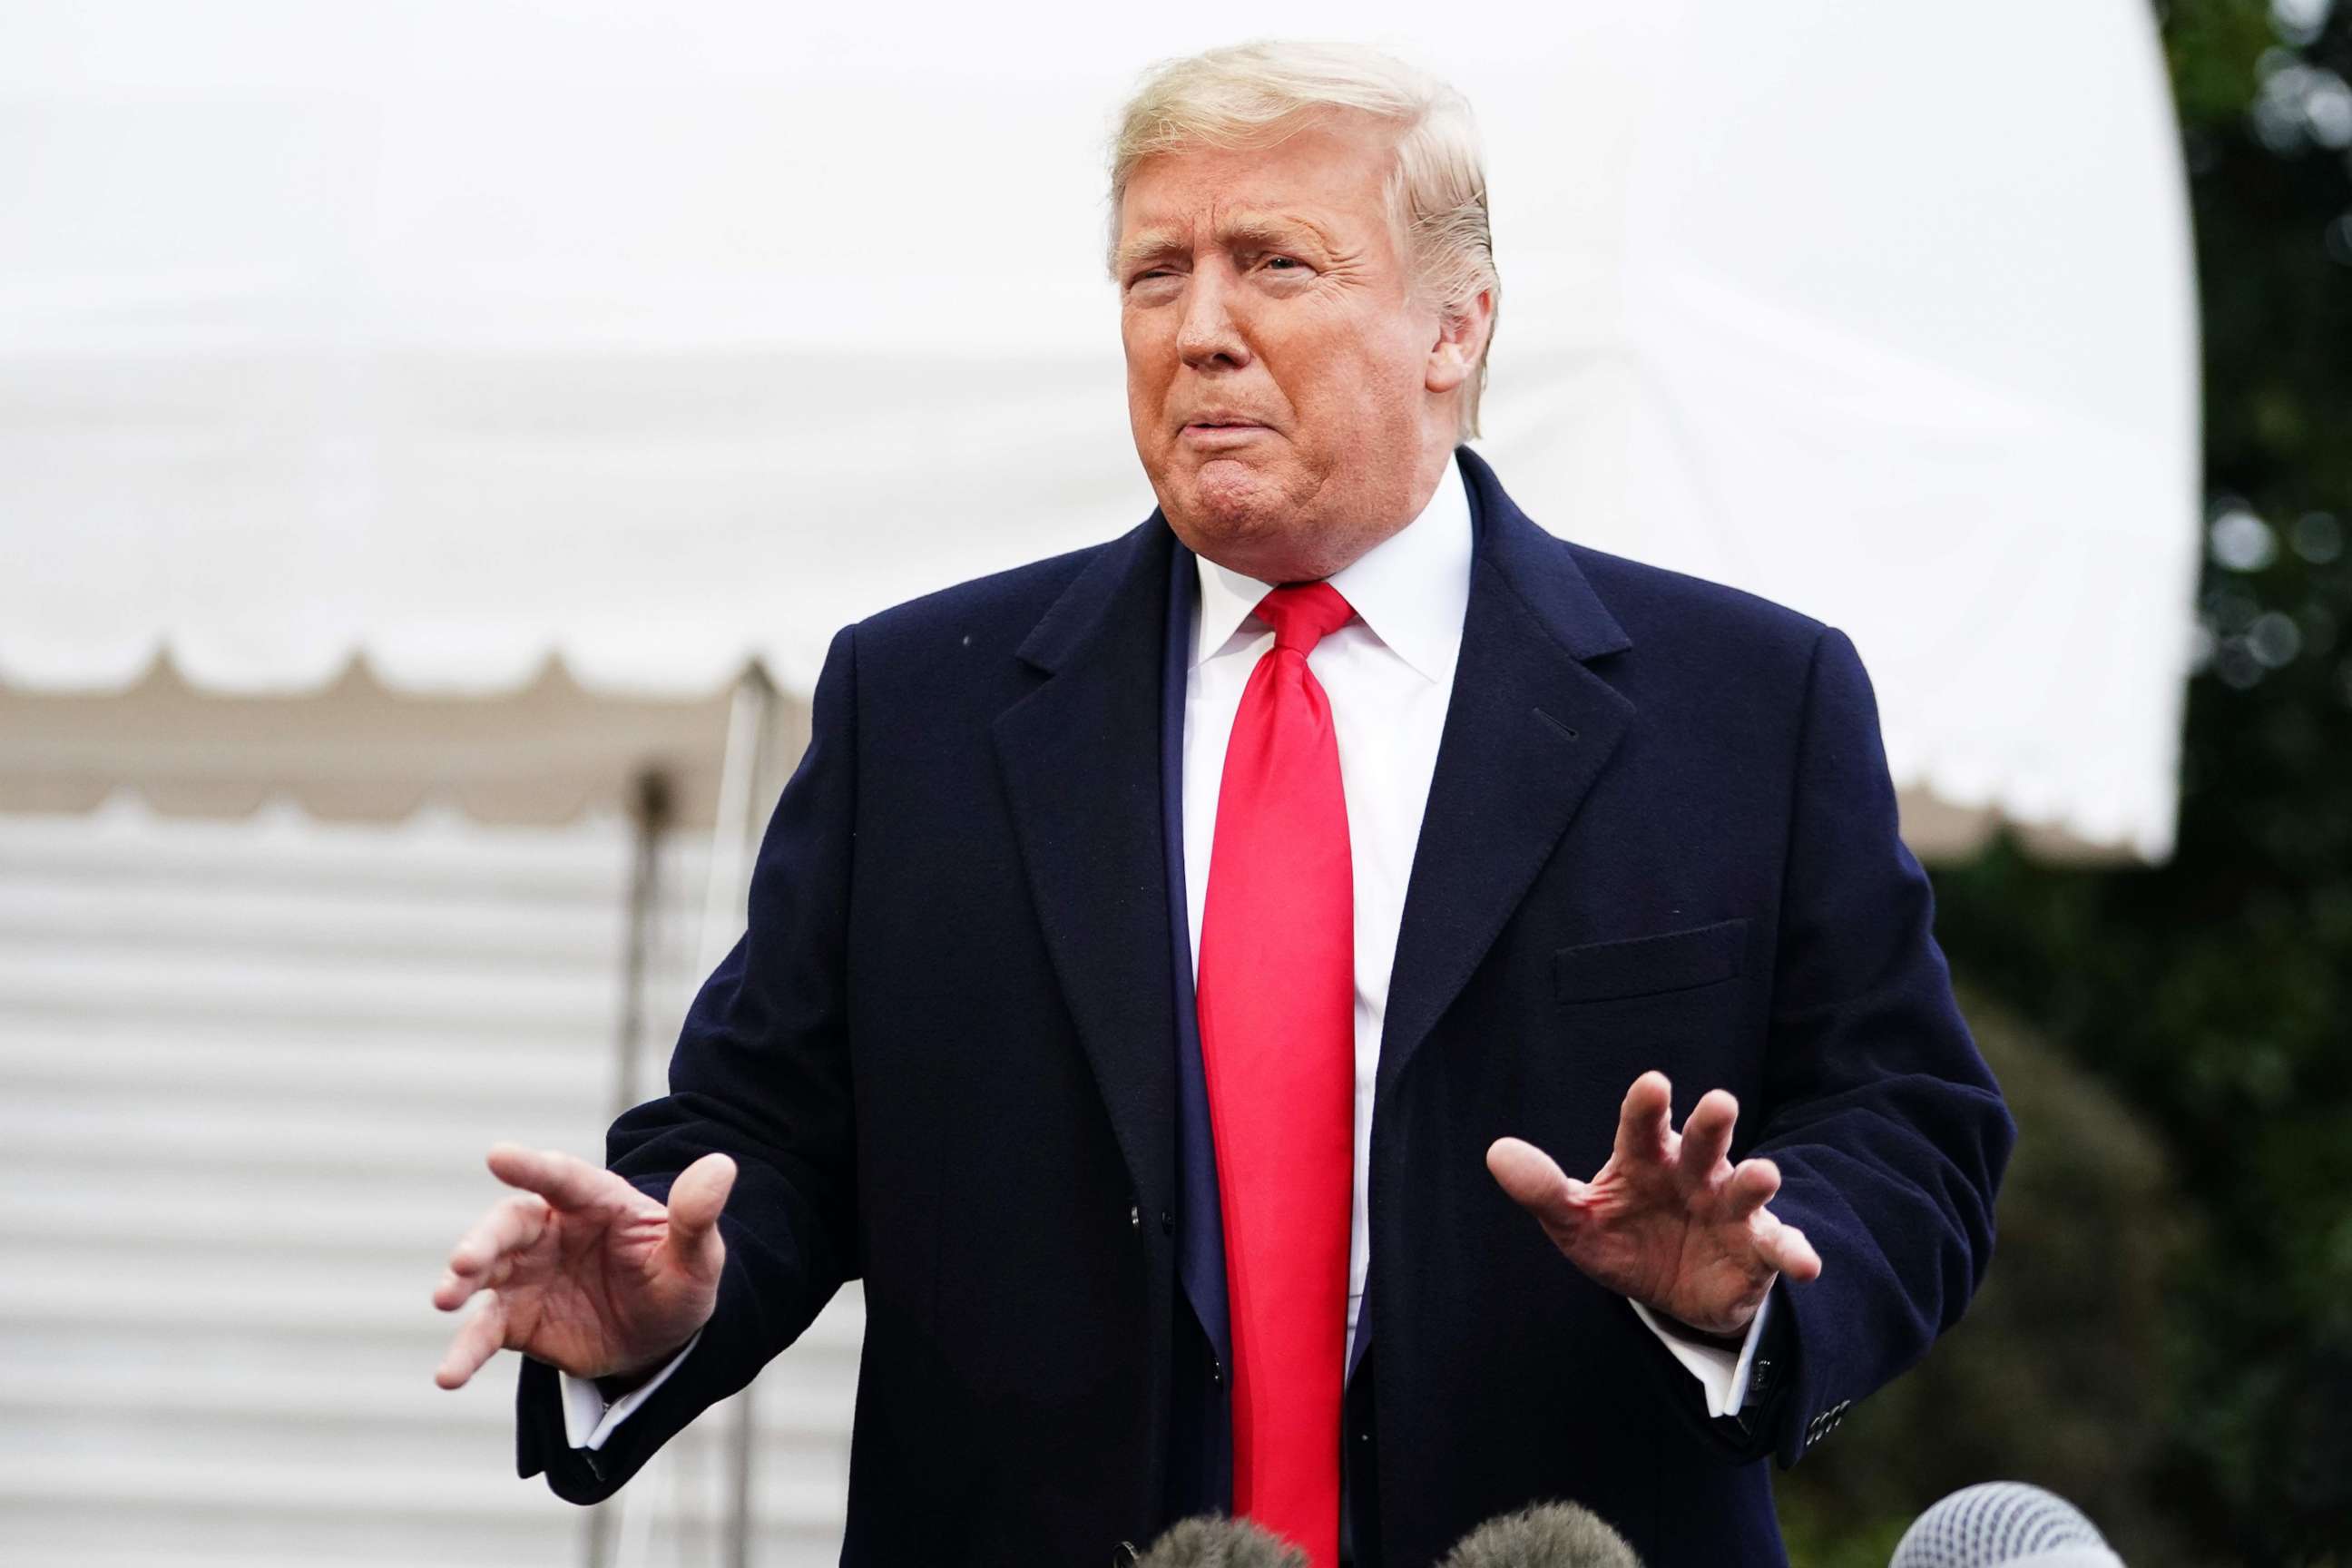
[431,1143,737,1390]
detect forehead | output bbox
[1116,119,1396,243]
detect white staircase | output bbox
[0,799,862,1567]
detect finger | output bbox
[436,1212,535,1319]
[485,1142,620,1212]
[434,1291,511,1390]
[445,1194,549,1286]
[1485,1137,1589,1224]
[1677,1090,1740,1181]
[663,1153,739,1269]
[1757,1214,1823,1283]
[431,1269,472,1313]
[431,1261,515,1315]
[1611,1071,1674,1169]
[1723,1156,1782,1220]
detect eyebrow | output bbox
[1112,212,1338,277]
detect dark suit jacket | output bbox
[515,446,2014,1567]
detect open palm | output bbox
[432,1144,736,1389]
[1487,1071,1821,1337]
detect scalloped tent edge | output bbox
[0,648,806,832]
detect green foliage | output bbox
[1924,2,2352,1561]
[2162,0,2281,122]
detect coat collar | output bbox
[1452,444,1630,663]
[1013,446,1629,671]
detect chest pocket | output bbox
[1553,917,1749,1004]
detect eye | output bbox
[1251,253,1317,281]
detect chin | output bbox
[1161,461,1287,561]
[1185,456,1285,527]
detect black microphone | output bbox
[1437,1501,1644,1567]
[1132,1514,1308,1568]
[1888,1482,2123,1568]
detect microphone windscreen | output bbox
[1437,1501,1643,1568]
[1888,1482,2125,1568]
[1132,1514,1308,1568]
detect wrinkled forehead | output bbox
[1112,118,1400,250]
[1112,208,1353,279]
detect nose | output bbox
[1174,264,1250,372]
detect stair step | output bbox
[0,802,858,1563]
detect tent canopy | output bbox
[0,0,2199,858]
[0,652,774,828]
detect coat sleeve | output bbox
[1727,623,2016,1469]
[516,622,864,1504]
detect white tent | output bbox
[0,5,2198,1565]
[0,0,2198,859]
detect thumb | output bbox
[662,1152,737,1269]
[1486,1136,1585,1224]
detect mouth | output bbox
[1181,418,1270,439]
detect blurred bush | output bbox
[1776,988,2189,1568]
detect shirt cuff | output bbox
[1627,1288,1773,1420]
[556,1329,702,1451]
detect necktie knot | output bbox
[1256,583,1355,656]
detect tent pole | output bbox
[701,667,777,1568]
[616,768,674,1118]
[588,667,778,1568]
[585,765,674,1568]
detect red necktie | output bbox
[1195,582,1357,1568]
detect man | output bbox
[432,40,2012,1568]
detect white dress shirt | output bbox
[562,454,1767,1449]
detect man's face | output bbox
[1116,119,1450,583]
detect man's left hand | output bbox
[1486,1070,1823,1337]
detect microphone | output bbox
[1888,1483,2124,1568]
[1132,1514,1308,1568]
[1437,1501,1643,1567]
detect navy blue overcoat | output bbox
[516,447,2014,1567]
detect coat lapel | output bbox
[993,516,1181,1217]
[1376,448,1636,1108]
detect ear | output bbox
[1425,286,1495,397]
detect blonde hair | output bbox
[1108,40,1501,440]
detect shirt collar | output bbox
[1191,452,1473,687]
